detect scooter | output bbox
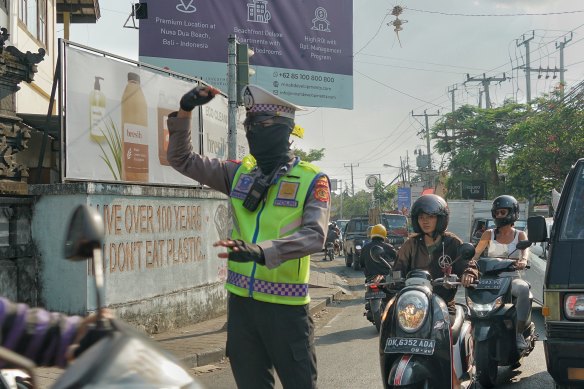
[364,246,395,332]
[466,239,537,388]
[379,243,477,389]
[324,241,335,261]
[0,205,205,389]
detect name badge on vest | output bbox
[231,174,254,200]
[274,181,299,207]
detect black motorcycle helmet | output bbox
[410,194,450,235]
[491,195,519,228]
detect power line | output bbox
[355,69,447,109]
[404,7,584,17]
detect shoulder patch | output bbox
[313,177,330,202]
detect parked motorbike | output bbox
[466,239,537,388]
[364,246,395,332]
[379,243,477,388]
[324,241,335,261]
[0,205,204,389]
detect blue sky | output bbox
[62,0,584,192]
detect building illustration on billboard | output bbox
[247,0,271,23]
[311,7,331,32]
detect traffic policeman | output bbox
[167,84,330,389]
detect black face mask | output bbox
[246,124,293,173]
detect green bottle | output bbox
[89,76,106,142]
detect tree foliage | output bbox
[432,101,529,199]
[293,147,325,162]
[431,82,584,206]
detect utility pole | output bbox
[344,163,359,196]
[227,35,237,160]
[478,89,484,108]
[516,31,535,103]
[448,85,457,113]
[411,110,439,170]
[465,73,507,108]
[556,32,573,97]
[448,84,457,138]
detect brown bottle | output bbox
[121,72,149,182]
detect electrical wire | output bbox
[404,7,584,17]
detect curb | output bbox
[180,288,344,367]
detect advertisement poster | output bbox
[397,187,411,215]
[64,44,248,185]
[139,0,353,109]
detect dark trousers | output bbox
[226,293,317,389]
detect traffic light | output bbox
[236,43,255,105]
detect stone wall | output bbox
[0,197,37,305]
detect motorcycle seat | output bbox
[450,305,465,344]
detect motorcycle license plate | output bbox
[365,291,386,299]
[476,278,503,290]
[384,338,436,355]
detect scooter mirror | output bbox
[370,245,384,263]
[370,245,392,269]
[516,240,532,250]
[457,242,476,261]
[64,205,105,261]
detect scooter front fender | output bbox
[386,354,440,387]
[473,321,494,342]
[370,298,382,313]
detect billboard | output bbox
[63,42,248,185]
[138,0,353,109]
[397,187,411,215]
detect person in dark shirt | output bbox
[362,224,397,282]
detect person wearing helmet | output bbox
[393,194,479,316]
[471,195,531,351]
[362,224,397,282]
[167,85,329,388]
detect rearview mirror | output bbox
[527,216,548,242]
[370,245,392,269]
[516,240,532,250]
[457,243,476,261]
[64,205,104,260]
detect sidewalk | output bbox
[149,264,347,368]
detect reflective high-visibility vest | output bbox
[226,158,322,305]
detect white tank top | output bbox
[487,229,519,258]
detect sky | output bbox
[61,0,584,193]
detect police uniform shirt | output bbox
[166,115,331,269]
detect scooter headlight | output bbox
[396,291,428,332]
[466,296,503,317]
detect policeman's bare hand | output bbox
[461,274,476,288]
[180,85,220,111]
[515,259,528,270]
[214,239,265,264]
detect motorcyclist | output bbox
[362,224,397,282]
[325,222,341,254]
[470,195,531,351]
[0,297,108,367]
[393,194,479,316]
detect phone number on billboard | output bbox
[276,72,335,83]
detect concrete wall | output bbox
[31,182,231,334]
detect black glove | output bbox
[73,320,112,359]
[180,86,218,111]
[228,239,265,265]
